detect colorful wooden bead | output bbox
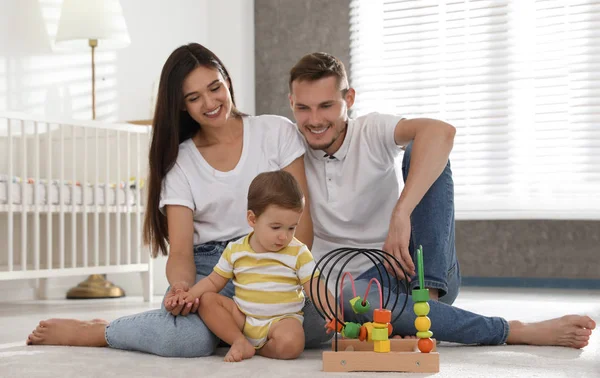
[364,322,374,341]
[418,337,434,353]
[351,297,371,314]
[412,288,430,303]
[374,339,391,353]
[413,301,430,316]
[325,318,343,333]
[341,322,360,339]
[358,325,367,341]
[387,322,393,336]
[416,330,433,339]
[372,322,388,329]
[371,327,388,341]
[373,309,392,323]
[348,296,361,313]
[414,316,431,332]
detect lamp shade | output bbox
[55,0,130,50]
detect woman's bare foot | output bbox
[224,337,255,362]
[507,315,596,349]
[91,319,109,324]
[26,319,108,347]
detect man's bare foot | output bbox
[26,319,108,347]
[506,315,596,349]
[224,337,255,362]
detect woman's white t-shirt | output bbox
[159,115,305,245]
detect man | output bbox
[288,52,595,348]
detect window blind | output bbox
[349,0,600,219]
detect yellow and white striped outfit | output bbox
[213,233,319,348]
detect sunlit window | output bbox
[350,0,600,219]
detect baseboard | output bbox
[461,276,600,290]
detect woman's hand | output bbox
[164,281,200,316]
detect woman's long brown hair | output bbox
[143,43,243,258]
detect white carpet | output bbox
[1,287,599,378]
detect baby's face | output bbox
[250,205,303,252]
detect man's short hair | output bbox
[247,171,304,217]
[289,52,349,94]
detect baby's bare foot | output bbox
[26,319,108,347]
[507,315,596,349]
[224,337,255,362]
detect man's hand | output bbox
[164,281,200,316]
[382,210,416,281]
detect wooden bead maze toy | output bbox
[309,245,439,373]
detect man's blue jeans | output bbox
[105,240,332,357]
[341,142,509,345]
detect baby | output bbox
[174,170,336,362]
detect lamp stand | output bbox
[66,39,125,300]
[90,38,97,119]
[66,274,125,299]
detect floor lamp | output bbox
[55,0,131,299]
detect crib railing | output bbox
[0,112,153,301]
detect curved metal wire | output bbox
[309,248,410,331]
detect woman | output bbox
[26,43,331,357]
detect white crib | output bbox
[0,112,153,301]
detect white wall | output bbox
[0,0,255,300]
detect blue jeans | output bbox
[105,240,332,357]
[342,142,509,345]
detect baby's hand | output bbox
[178,291,197,305]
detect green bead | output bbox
[352,298,371,314]
[412,288,430,303]
[417,331,433,339]
[371,327,388,341]
[413,302,430,316]
[342,322,361,339]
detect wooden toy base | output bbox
[323,339,439,373]
[332,338,437,352]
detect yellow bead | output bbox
[413,301,430,316]
[414,316,431,332]
[371,327,388,341]
[364,322,374,342]
[372,322,388,329]
[349,296,361,313]
[374,339,391,353]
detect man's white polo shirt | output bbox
[303,112,405,284]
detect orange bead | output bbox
[387,323,393,336]
[325,318,343,333]
[418,337,434,353]
[358,326,367,341]
[373,309,392,324]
